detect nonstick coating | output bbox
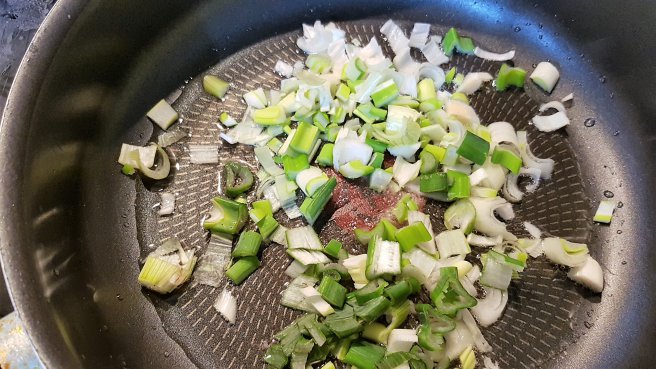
[1,1,655,369]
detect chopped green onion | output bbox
[395,222,432,252]
[281,275,320,312]
[318,276,347,308]
[324,306,363,338]
[122,164,136,175]
[225,256,260,285]
[387,329,419,354]
[419,172,448,193]
[491,146,522,174]
[394,194,419,223]
[294,106,314,124]
[353,279,388,304]
[282,154,310,180]
[593,200,616,224]
[355,296,392,322]
[417,78,437,102]
[453,73,465,86]
[202,75,230,98]
[306,54,332,74]
[354,103,387,124]
[286,225,323,250]
[457,37,475,54]
[300,177,337,225]
[316,143,334,167]
[368,152,385,168]
[138,238,196,294]
[384,280,414,305]
[430,266,477,315]
[419,150,438,174]
[267,138,283,153]
[320,362,336,369]
[366,137,388,153]
[447,170,471,200]
[290,122,320,155]
[371,79,400,107]
[254,146,285,176]
[442,28,460,56]
[419,98,443,113]
[366,235,402,279]
[232,231,262,257]
[301,286,335,316]
[362,322,389,345]
[252,105,287,125]
[323,239,343,259]
[459,345,476,369]
[339,160,374,179]
[445,67,457,84]
[258,214,279,241]
[457,131,490,165]
[495,63,527,91]
[146,99,179,130]
[223,162,254,197]
[264,344,288,369]
[203,197,248,235]
[336,83,351,102]
[343,341,386,369]
[249,199,272,223]
[444,199,476,234]
[436,229,470,258]
[384,299,412,334]
[313,112,330,132]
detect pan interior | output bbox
[135,20,598,369]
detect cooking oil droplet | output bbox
[617,201,624,208]
[616,229,623,234]
[599,75,607,83]
[538,34,543,40]
[513,26,521,32]
[539,23,544,29]
[532,63,537,68]
[621,260,627,265]
[603,190,614,198]
[164,351,171,357]
[116,294,124,301]
[583,118,596,127]
[613,130,620,136]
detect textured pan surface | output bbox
[135,20,597,369]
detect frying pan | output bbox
[1,0,656,368]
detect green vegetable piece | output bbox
[257,215,279,241]
[420,172,448,193]
[336,83,351,102]
[306,54,332,74]
[225,256,260,285]
[419,150,438,174]
[394,194,419,223]
[232,231,262,257]
[300,177,337,225]
[316,143,334,167]
[442,28,460,56]
[491,146,522,174]
[424,144,446,163]
[290,122,319,155]
[354,222,385,246]
[253,105,287,125]
[324,306,363,338]
[430,266,477,316]
[495,63,527,91]
[419,98,443,113]
[395,221,432,252]
[323,239,343,259]
[366,137,388,153]
[444,199,476,234]
[450,92,469,104]
[282,154,310,180]
[447,170,471,200]
[122,164,136,175]
[223,162,254,197]
[203,75,230,98]
[353,279,388,305]
[456,36,475,54]
[323,125,341,143]
[318,275,347,308]
[457,131,490,165]
[417,78,437,102]
[313,112,330,132]
[263,344,288,369]
[343,341,386,369]
[203,197,248,234]
[371,79,400,107]
[368,152,385,169]
[445,67,457,84]
[384,280,414,306]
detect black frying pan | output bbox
[1,0,655,368]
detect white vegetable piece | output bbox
[567,255,604,293]
[188,144,219,164]
[118,143,157,168]
[455,72,493,95]
[469,197,517,241]
[146,99,179,130]
[473,47,515,62]
[286,226,323,250]
[421,39,449,65]
[392,156,422,187]
[369,168,393,192]
[214,289,237,324]
[523,221,542,239]
[158,192,175,216]
[488,121,519,149]
[408,23,431,48]
[367,237,401,278]
[301,286,335,316]
[539,100,567,113]
[593,200,616,224]
[530,61,560,93]
[517,131,554,179]
[274,60,294,77]
[531,111,570,132]
[387,329,418,353]
[471,287,508,327]
[333,127,373,170]
[388,142,422,160]
[542,237,589,267]
[343,254,369,289]
[461,309,492,353]
[445,99,480,128]
[295,167,325,196]
[436,229,470,259]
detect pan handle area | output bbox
[0,312,43,369]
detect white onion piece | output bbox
[421,124,447,143]
[403,247,438,282]
[284,260,309,278]
[567,255,604,293]
[118,144,157,168]
[408,23,430,48]
[466,265,481,283]
[530,61,560,93]
[471,287,508,327]
[488,121,519,148]
[469,168,488,186]
[532,111,570,132]
[333,128,373,170]
[473,46,515,61]
[455,72,493,95]
[483,357,501,369]
[274,60,294,77]
[387,329,418,353]
[392,156,422,187]
[421,39,449,65]
[416,63,446,89]
[523,221,542,239]
[214,289,237,324]
[461,309,492,352]
[466,234,502,248]
[388,142,421,160]
[495,201,514,221]
[295,167,324,196]
[353,71,384,103]
[520,238,544,258]
[460,275,478,297]
[478,160,507,191]
[158,192,175,216]
[543,238,589,267]
[561,93,574,102]
[520,167,542,192]
[393,48,421,77]
[380,19,409,55]
[539,100,567,113]
[188,144,219,164]
[444,321,475,360]
[516,131,554,179]
[470,197,517,240]
[297,21,344,54]
[502,173,523,203]
[445,99,480,128]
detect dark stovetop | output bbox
[0,0,55,316]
